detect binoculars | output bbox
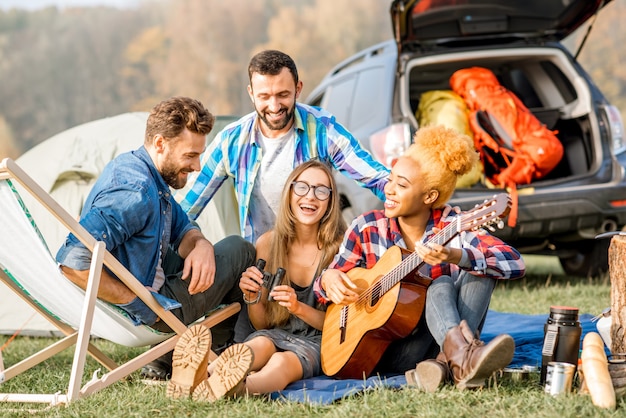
[255,259,286,302]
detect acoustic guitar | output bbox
[320,193,511,379]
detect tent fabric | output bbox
[0,113,240,336]
[272,310,599,404]
[0,177,170,347]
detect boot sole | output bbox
[166,324,212,399]
[457,334,515,390]
[192,343,254,402]
[406,361,446,393]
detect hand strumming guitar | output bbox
[320,269,359,305]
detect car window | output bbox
[320,74,357,128]
[351,66,389,132]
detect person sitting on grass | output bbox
[313,125,526,391]
[167,159,346,400]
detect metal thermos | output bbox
[540,306,582,385]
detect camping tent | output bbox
[0,112,240,336]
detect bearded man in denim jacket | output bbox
[56,97,255,379]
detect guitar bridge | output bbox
[339,306,348,344]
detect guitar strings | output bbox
[351,221,459,308]
[350,200,498,309]
[332,198,502,349]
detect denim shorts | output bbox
[245,328,322,379]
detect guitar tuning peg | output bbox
[497,220,505,229]
[486,224,496,232]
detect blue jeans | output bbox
[425,272,496,346]
[375,272,496,373]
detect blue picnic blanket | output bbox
[270,310,598,404]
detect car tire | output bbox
[558,239,610,277]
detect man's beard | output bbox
[258,105,295,131]
[161,163,186,189]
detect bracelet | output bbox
[243,291,261,305]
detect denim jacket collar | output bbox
[134,146,171,201]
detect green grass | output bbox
[0,256,620,417]
[491,255,611,315]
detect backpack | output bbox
[416,90,483,188]
[450,67,564,226]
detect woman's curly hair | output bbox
[403,125,479,208]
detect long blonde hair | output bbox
[264,160,346,327]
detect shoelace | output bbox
[460,338,485,376]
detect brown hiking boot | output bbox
[192,343,254,402]
[443,319,514,390]
[406,352,450,393]
[166,324,212,399]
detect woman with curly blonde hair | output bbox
[315,125,525,392]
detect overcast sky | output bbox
[0,0,141,10]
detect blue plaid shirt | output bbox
[177,103,390,243]
[314,208,526,304]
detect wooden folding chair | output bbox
[0,157,240,405]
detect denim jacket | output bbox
[56,146,197,325]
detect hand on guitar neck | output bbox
[415,241,463,266]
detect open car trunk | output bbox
[403,44,599,188]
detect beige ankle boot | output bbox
[405,352,449,392]
[192,343,254,402]
[443,320,514,390]
[166,325,212,399]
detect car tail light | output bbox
[369,123,412,168]
[602,104,625,154]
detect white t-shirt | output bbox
[249,127,295,241]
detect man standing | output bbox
[178,49,390,244]
[56,96,255,380]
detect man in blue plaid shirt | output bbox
[177,50,389,244]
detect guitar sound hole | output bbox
[370,288,380,307]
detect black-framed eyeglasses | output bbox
[291,181,332,201]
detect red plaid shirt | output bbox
[314,208,525,304]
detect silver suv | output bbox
[305,0,626,276]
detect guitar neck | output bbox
[379,219,459,295]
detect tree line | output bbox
[0,0,623,158]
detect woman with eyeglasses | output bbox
[172,160,346,401]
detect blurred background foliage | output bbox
[0,0,622,159]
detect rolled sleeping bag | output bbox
[581,332,616,410]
